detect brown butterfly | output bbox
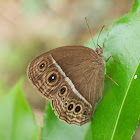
[27,20,119,126]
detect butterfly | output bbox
[27,19,119,126]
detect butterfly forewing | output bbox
[51,46,105,106]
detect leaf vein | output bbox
[111,59,140,140]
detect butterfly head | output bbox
[95,46,103,57]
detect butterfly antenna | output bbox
[97,25,106,48]
[85,17,96,48]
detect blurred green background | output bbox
[1,0,139,139]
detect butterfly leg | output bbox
[105,67,120,87]
[105,55,119,63]
[105,74,120,87]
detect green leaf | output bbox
[41,102,92,140]
[86,0,140,139]
[0,80,39,140]
[111,59,140,139]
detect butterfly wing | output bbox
[27,46,105,125]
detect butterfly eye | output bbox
[38,61,47,71]
[46,71,59,86]
[83,110,87,115]
[40,63,45,69]
[58,86,68,97]
[67,102,75,112]
[60,87,66,94]
[48,73,57,83]
[68,104,73,110]
[74,104,82,114]
[64,102,67,106]
[63,101,68,108]
[75,106,81,112]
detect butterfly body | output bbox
[27,46,105,126]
